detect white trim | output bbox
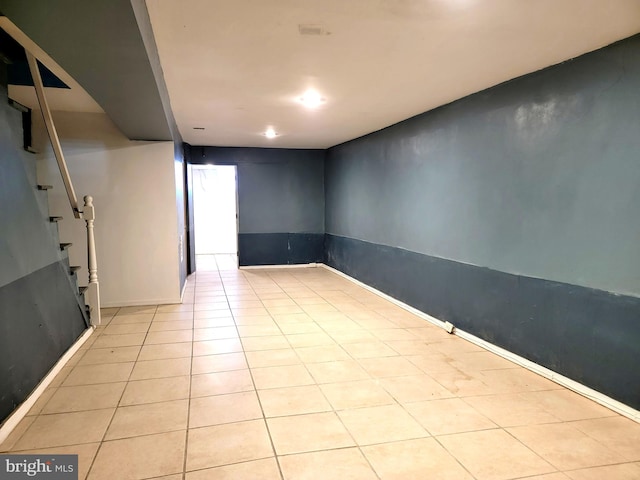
[180,280,188,302]
[240,263,321,270]
[100,297,183,308]
[320,264,640,424]
[0,327,96,444]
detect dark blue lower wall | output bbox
[0,260,87,421]
[326,234,640,410]
[239,233,324,266]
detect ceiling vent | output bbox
[298,24,328,36]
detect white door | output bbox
[192,165,238,254]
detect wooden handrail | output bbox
[25,51,82,218]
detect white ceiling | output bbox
[145,0,640,149]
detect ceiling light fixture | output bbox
[299,89,325,108]
[264,127,277,139]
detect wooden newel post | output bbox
[84,195,101,325]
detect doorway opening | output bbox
[191,165,238,271]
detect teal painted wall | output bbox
[327,34,640,297]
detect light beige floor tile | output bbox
[25,388,57,416]
[88,430,185,479]
[438,429,555,480]
[63,362,134,386]
[379,374,454,402]
[190,370,254,397]
[370,328,418,341]
[191,352,247,374]
[449,350,519,371]
[154,311,194,321]
[185,458,280,480]
[517,475,570,480]
[186,420,273,471]
[480,367,561,393]
[295,344,351,363]
[92,333,146,348]
[193,326,238,341]
[527,390,617,422]
[120,376,190,406]
[508,423,626,470]
[258,385,332,417]
[405,398,497,435]
[252,364,315,389]
[189,391,262,427]
[144,330,193,345]
[306,360,369,384]
[197,302,233,312]
[13,409,114,450]
[338,404,429,445]
[0,416,35,452]
[102,323,150,335]
[193,317,235,328]
[78,346,141,365]
[193,338,243,356]
[233,315,277,326]
[237,324,282,337]
[267,412,355,455]
[357,356,423,378]
[108,313,155,325]
[148,320,193,332]
[320,379,395,410]
[193,309,232,319]
[570,416,640,461]
[118,305,158,315]
[156,304,194,313]
[463,392,561,427]
[245,348,301,368]
[138,342,192,361]
[11,442,100,480]
[565,463,640,480]
[105,399,188,440]
[341,341,398,358]
[328,330,377,344]
[42,382,126,414]
[271,313,314,325]
[129,357,191,380]
[241,335,291,351]
[280,447,378,480]
[286,333,335,348]
[386,339,443,355]
[362,437,474,480]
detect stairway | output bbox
[37,182,91,327]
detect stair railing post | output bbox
[83,195,101,325]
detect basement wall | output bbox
[325,35,640,409]
[188,146,325,266]
[35,111,183,307]
[0,73,86,424]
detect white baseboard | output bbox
[101,297,183,308]
[320,264,640,424]
[0,327,96,445]
[240,263,321,270]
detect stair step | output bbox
[49,216,63,222]
[37,184,53,190]
[79,286,88,295]
[59,243,73,251]
[70,266,81,274]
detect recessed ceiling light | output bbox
[299,89,325,108]
[264,127,277,139]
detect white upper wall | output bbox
[34,111,182,306]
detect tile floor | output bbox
[2,254,640,479]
